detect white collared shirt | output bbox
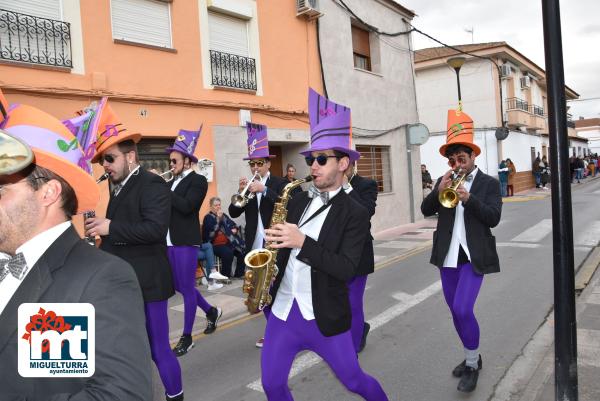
[167,168,193,246]
[113,165,141,196]
[271,187,342,321]
[443,168,479,268]
[251,172,270,251]
[0,221,71,315]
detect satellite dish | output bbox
[0,130,34,175]
[495,127,509,140]
[408,123,430,145]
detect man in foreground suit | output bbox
[164,128,222,358]
[0,98,152,400]
[260,89,388,401]
[84,99,183,401]
[421,109,502,393]
[344,164,378,353]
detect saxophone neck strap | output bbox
[299,202,331,228]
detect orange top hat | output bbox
[0,88,8,127]
[2,101,99,213]
[439,109,481,157]
[90,97,141,163]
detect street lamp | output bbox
[447,56,467,104]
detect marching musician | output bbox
[420,109,502,393]
[261,89,389,401]
[228,122,287,348]
[0,95,152,400]
[344,162,378,353]
[84,99,184,401]
[164,128,222,358]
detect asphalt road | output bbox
[153,178,600,401]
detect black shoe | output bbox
[172,335,194,357]
[358,322,370,353]
[204,307,222,334]
[452,354,482,377]
[166,392,184,401]
[457,366,479,392]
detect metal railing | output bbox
[506,97,529,112]
[209,50,257,91]
[0,9,72,68]
[529,104,545,117]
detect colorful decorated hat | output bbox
[62,108,96,174]
[301,88,360,162]
[165,126,201,163]
[0,88,8,128]
[1,101,99,213]
[244,122,275,160]
[90,97,141,163]
[439,109,481,157]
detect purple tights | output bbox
[168,246,212,335]
[261,301,389,401]
[348,275,368,352]
[145,300,182,397]
[440,262,484,350]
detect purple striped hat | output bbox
[301,88,360,162]
[165,126,201,163]
[244,122,275,160]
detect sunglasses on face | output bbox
[305,155,338,166]
[248,160,265,167]
[169,158,179,165]
[448,156,468,166]
[101,154,116,164]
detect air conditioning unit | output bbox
[520,76,531,89]
[499,64,511,78]
[297,0,322,18]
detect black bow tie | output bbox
[307,184,329,204]
[0,253,28,283]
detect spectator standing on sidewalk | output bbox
[498,160,509,197]
[421,109,502,393]
[422,164,433,198]
[576,156,584,183]
[532,156,542,188]
[506,159,516,196]
[540,156,550,190]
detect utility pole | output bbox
[541,0,578,400]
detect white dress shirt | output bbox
[271,187,342,321]
[251,172,270,251]
[166,168,192,246]
[443,168,478,268]
[0,221,71,315]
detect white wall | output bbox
[577,127,600,155]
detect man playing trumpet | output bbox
[421,109,502,393]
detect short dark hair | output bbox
[333,150,349,160]
[117,140,139,162]
[444,144,473,158]
[24,164,78,218]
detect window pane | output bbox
[356,145,392,193]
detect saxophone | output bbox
[242,175,313,314]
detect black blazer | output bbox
[229,174,288,253]
[0,226,152,401]
[348,174,378,276]
[421,170,502,275]
[270,191,370,337]
[168,171,208,245]
[100,168,175,302]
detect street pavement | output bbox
[152,174,600,401]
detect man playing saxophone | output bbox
[260,89,389,401]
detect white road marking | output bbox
[575,221,600,247]
[511,219,553,243]
[246,281,442,393]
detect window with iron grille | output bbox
[137,138,172,175]
[356,145,392,193]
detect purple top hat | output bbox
[244,122,275,160]
[165,126,201,163]
[301,88,360,162]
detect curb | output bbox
[575,246,600,292]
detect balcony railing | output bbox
[0,9,72,68]
[529,104,545,117]
[506,97,529,112]
[209,50,257,91]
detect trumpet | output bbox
[231,172,260,208]
[438,170,467,208]
[159,168,175,182]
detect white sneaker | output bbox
[209,271,229,281]
[200,277,208,286]
[207,282,223,291]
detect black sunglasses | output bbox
[169,158,178,165]
[305,155,338,166]
[248,160,265,167]
[101,154,116,164]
